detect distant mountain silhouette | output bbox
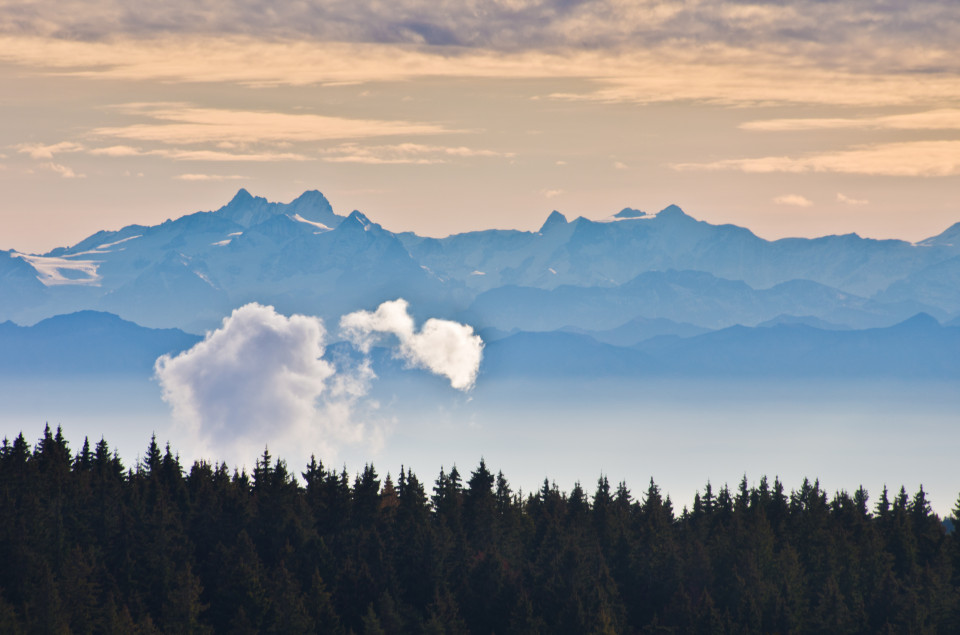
[0,311,200,376]
[481,314,960,379]
[2,189,958,337]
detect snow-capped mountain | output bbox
[2,189,958,334]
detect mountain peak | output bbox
[230,188,252,203]
[345,210,372,228]
[657,204,687,219]
[290,189,330,207]
[539,210,568,233]
[614,207,647,219]
[894,312,941,330]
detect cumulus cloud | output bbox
[155,300,481,468]
[340,299,484,391]
[773,194,812,207]
[154,303,351,465]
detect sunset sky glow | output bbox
[2,0,959,252]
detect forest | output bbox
[1,425,958,634]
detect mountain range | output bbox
[2,189,959,370]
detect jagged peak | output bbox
[614,207,647,219]
[539,210,568,233]
[228,188,253,205]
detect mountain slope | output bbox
[0,311,200,376]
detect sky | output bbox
[2,0,960,253]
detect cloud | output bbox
[3,1,960,71]
[89,144,310,162]
[773,194,813,207]
[320,142,512,165]
[4,34,960,109]
[174,173,248,181]
[88,145,144,157]
[41,162,84,178]
[613,161,628,170]
[741,109,960,132]
[837,193,868,205]
[340,299,484,391]
[542,188,564,198]
[154,303,353,465]
[92,103,451,146]
[154,300,479,468]
[672,141,960,177]
[15,141,84,159]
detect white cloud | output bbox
[773,194,813,207]
[837,193,868,205]
[154,303,350,466]
[613,161,628,170]
[673,141,960,177]
[340,298,484,391]
[542,188,564,198]
[154,301,478,469]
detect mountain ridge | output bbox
[3,188,958,336]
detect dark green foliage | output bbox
[0,428,957,633]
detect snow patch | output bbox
[471,270,486,276]
[291,213,332,232]
[211,239,232,246]
[96,235,141,250]
[13,252,101,286]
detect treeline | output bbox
[1,426,959,634]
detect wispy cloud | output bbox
[742,109,960,132]
[3,35,960,108]
[542,188,564,198]
[41,162,84,178]
[673,141,960,177]
[837,193,868,205]
[92,103,451,146]
[320,142,512,165]
[773,194,813,207]
[89,144,308,162]
[15,141,84,159]
[174,173,248,181]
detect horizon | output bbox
[7,186,960,256]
